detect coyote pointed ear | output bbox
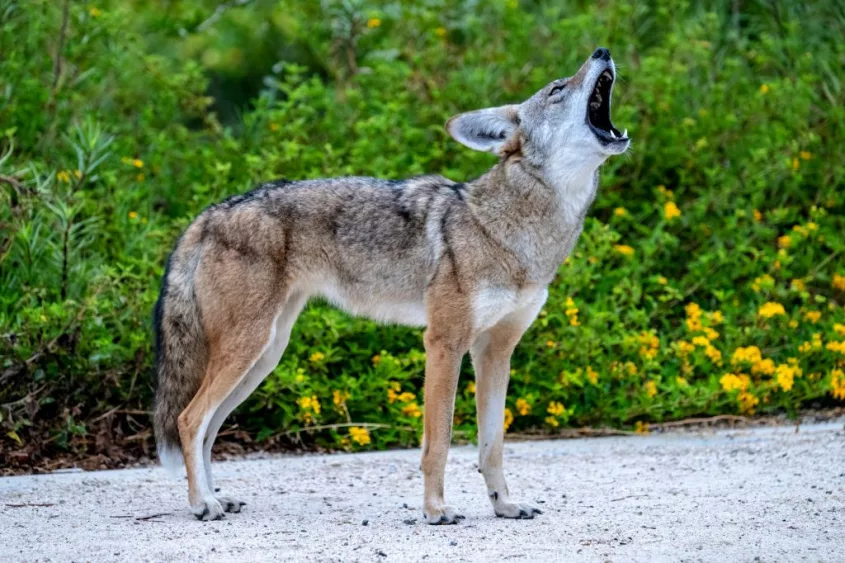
[445,105,520,155]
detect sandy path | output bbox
[1,422,843,562]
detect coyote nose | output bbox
[591,47,611,61]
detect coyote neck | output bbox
[465,157,599,279]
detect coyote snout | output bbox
[154,49,629,523]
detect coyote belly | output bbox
[153,48,630,523]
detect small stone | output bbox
[362,520,369,526]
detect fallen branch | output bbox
[650,414,747,429]
[276,422,414,439]
[5,503,55,508]
[136,512,172,521]
[611,494,649,502]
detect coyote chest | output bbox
[472,285,548,333]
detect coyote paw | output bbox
[424,504,465,525]
[192,497,226,521]
[216,496,246,513]
[494,501,543,520]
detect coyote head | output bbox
[447,48,629,181]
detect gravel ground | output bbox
[2,421,844,562]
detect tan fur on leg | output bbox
[421,282,472,525]
[471,291,546,519]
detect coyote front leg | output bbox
[420,301,471,524]
[470,292,546,519]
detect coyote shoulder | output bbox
[154,47,629,523]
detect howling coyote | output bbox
[154,48,629,523]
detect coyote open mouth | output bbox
[587,69,627,144]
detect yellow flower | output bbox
[732,346,762,365]
[676,340,695,356]
[757,302,786,319]
[614,244,635,256]
[515,398,531,416]
[434,27,446,37]
[333,390,349,406]
[692,336,710,347]
[777,235,791,249]
[833,274,845,292]
[751,274,774,292]
[309,351,325,363]
[546,340,557,348]
[128,211,138,220]
[644,380,657,398]
[737,391,759,414]
[466,381,476,394]
[664,201,681,221]
[685,302,701,319]
[586,366,598,385]
[634,421,649,435]
[760,84,770,94]
[73,170,82,179]
[720,373,751,392]
[657,184,673,199]
[503,408,514,431]
[676,376,689,387]
[547,401,565,417]
[88,6,102,17]
[800,151,812,160]
[372,354,381,365]
[826,341,845,355]
[834,323,845,336]
[131,158,144,168]
[397,391,416,403]
[804,310,821,324]
[657,276,668,285]
[704,327,720,340]
[791,279,806,292]
[806,221,817,231]
[349,426,371,446]
[545,416,559,428]
[791,158,800,171]
[775,364,796,392]
[751,358,775,376]
[297,395,321,414]
[56,170,71,183]
[564,297,580,326]
[704,345,722,365]
[366,18,382,28]
[614,207,627,217]
[830,369,845,401]
[625,361,638,376]
[788,319,799,329]
[401,402,422,418]
[638,331,659,360]
[753,209,763,222]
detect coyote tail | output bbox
[152,241,208,472]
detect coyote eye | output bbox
[549,84,565,97]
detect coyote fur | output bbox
[153,48,629,523]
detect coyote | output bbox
[153,48,629,523]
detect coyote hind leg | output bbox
[201,292,307,513]
[177,296,284,521]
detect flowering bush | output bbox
[1,0,843,466]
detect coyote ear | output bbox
[445,105,520,155]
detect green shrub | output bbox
[1,0,843,467]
